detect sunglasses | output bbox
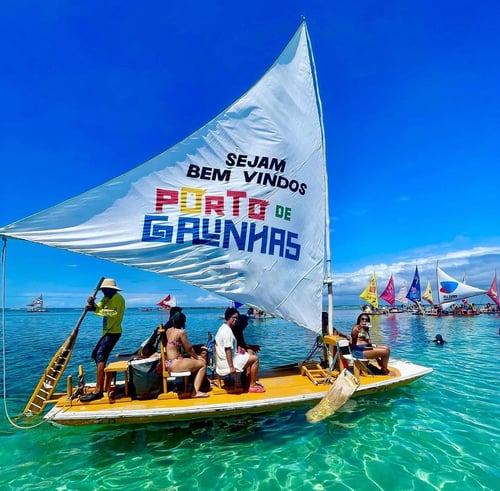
[360,318,369,322]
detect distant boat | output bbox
[360,273,387,314]
[395,281,409,310]
[406,266,425,314]
[246,306,274,320]
[422,280,434,305]
[380,275,395,307]
[485,272,499,309]
[360,272,378,310]
[480,272,500,313]
[436,266,486,305]
[156,294,177,311]
[27,294,48,313]
[380,275,403,313]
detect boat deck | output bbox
[43,359,431,427]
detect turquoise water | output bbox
[1,307,499,490]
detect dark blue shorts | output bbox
[352,346,367,358]
[91,333,121,364]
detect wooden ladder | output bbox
[300,361,331,385]
[22,330,78,416]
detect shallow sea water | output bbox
[1,307,499,490]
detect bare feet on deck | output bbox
[193,392,209,398]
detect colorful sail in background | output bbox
[422,280,434,305]
[360,272,379,309]
[436,266,486,305]
[380,275,395,307]
[486,272,499,306]
[157,294,177,310]
[406,266,422,304]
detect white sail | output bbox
[0,22,325,332]
[436,266,486,305]
[395,281,408,305]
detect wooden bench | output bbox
[104,360,129,396]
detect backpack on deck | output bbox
[128,355,162,400]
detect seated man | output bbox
[215,307,264,393]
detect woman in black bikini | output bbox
[165,312,208,398]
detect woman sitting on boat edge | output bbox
[164,311,209,398]
[350,313,393,375]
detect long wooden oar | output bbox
[21,277,104,417]
[306,369,359,423]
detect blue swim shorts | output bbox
[352,346,367,358]
[91,333,121,364]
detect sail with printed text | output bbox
[360,272,379,309]
[0,22,325,331]
[436,266,486,305]
[380,275,395,307]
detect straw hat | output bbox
[100,278,122,291]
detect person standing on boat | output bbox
[215,307,265,393]
[80,278,125,402]
[350,313,392,375]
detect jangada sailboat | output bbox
[360,272,387,314]
[406,266,426,314]
[380,274,403,313]
[26,294,48,313]
[482,272,500,313]
[395,280,409,311]
[422,281,434,306]
[157,294,177,311]
[0,22,431,427]
[436,266,486,316]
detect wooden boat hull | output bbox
[43,359,432,427]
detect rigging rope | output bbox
[1,237,47,429]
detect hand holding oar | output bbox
[306,369,359,423]
[73,277,105,335]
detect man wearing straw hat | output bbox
[80,278,126,402]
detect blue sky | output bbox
[1,1,499,308]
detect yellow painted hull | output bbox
[43,359,432,427]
